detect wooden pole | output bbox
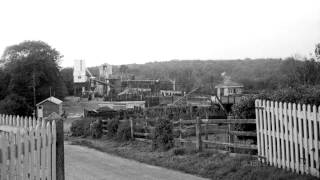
[195,116,202,152]
[130,118,134,139]
[46,114,65,180]
[204,114,208,149]
[228,122,231,152]
[179,118,183,146]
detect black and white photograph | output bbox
[0,0,319,179]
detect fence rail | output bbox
[256,99,320,177]
[0,114,57,180]
[176,117,257,152]
[101,117,257,152]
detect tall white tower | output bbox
[73,60,87,83]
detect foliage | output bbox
[0,70,10,100]
[90,119,103,138]
[106,119,119,137]
[171,147,187,156]
[0,94,32,116]
[152,118,174,151]
[232,94,269,119]
[0,41,67,115]
[124,58,320,92]
[70,118,95,137]
[119,65,129,74]
[315,43,320,61]
[60,67,74,95]
[116,122,132,141]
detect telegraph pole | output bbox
[33,71,37,117]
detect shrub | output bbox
[232,86,320,121]
[231,94,268,146]
[116,122,132,141]
[171,147,186,156]
[152,118,174,151]
[70,118,95,137]
[90,119,103,138]
[232,93,269,119]
[0,94,33,116]
[107,119,119,137]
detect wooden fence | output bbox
[255,100,320,177]
[102,118,155,143]
[0,114,57,180]
[176,118,257,152]
[101,117,257,153]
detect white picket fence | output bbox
[255,100,320,177]
[0,114,56,180]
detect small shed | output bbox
[215,77,244,98]
[36,96,63,119]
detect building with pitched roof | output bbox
[215,76,244,98]
[36,96,63,118]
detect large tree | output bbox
[316,43,320,61]
[0,41,67,115]
[60,67,74,95]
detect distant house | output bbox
[215,77,244,98]
[36,96,63,119]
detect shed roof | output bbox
[215,79,244,88]
[36,96,63,106]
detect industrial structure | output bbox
[72,60,181,106]
[72,60,244,113]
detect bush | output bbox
[232,93,269,119]
[116,122,132,141]
[0,94,33,116]
[152,118,174,151]
[90,119,103,138]
[171,147,186,156]
[107,119,119,137]
[71,118,95,137]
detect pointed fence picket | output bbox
[0,114,56,180]
[255,99,320,178]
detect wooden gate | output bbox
[255,100,320,177]
[0,115,57,180]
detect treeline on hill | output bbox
[0,41,67,116]
[60,58,320,96]
[123,58,320,94]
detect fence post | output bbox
[179,118,183,146]
[228,121,231,152]
[204,113,208,149]
[46,113,65,180]
[195,116,202,152]
[130,118,134,140]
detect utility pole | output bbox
[33,71,36,117]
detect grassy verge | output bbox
[67,136,317,180]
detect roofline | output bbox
[36,96,63,105]
[215,85,244,88]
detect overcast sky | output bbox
[0,0,319,67]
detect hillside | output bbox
[62,58,320,95]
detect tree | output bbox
[0,94,32,116]
[119,65,128,74]
[315,43,320,61]
[1,41,67,114]
[0,69,10,100]
[60,67,74,95]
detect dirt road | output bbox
[65,143,208,180]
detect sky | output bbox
[0,0,319,67]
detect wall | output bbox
[42,101,61,117]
